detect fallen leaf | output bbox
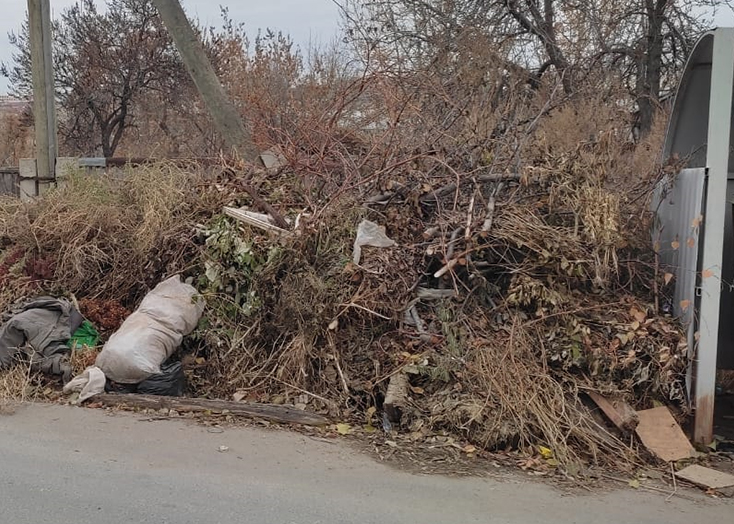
[664,273,674,285]
[631,308,646,323]
[671,240,680,250]
[336,423,352,435]
[410,386,425,395]
[538,446,554,459]
[364,425,377,434]
[629,478,640,489]
[232,392,246,402]
[680,300,691,312]
[366,406,377,418]
[463,444,477,454]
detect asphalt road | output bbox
[0,404,730,524]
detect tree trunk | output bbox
[637,0,667,137]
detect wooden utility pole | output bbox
[150,0,258,162]
[27,0,57,183]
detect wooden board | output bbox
[675,465,734,489]
[587,392,639,431]
[94,394,329,426]
[635,407,695,462]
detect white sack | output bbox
[95,275,204,384]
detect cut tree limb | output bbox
[587,391,639,432]
[383,373,409,424]
[93,394,329,426]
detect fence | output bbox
[0,167,19,197]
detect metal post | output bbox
[696,28,734,445]
[27,0,57,185]
[150,0,258,162]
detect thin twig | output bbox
[666,463,678,502]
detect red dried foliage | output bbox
[78,298,131,334]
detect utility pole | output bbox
[150,0,258,162]
[27,0,58,186]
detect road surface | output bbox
[0,404,730,524]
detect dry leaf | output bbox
[630,308,647,323]
[687,237,695,248]
[692,214,703,228]
[671,240,681,250]
[463,444,477,454]
[664,273,674,285]
[629,478,640,489]
[410,386,425,395]
[538,446,554,459]
[336,423,352,435]
[680,300,691,311]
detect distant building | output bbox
[0,95,31,115]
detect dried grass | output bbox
[0,162,222,304]
[0,358,43,405]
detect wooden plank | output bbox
[94,393,329,426]
[675,465,734,490]
[223,207,291,236]
[635,406,695,462]
[587,391,639,432]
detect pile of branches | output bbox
[0,89,688,471]
[181,130,688,469]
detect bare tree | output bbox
[341,0,733,136]
[3,0,182,157]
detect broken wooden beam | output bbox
[93,393,329,426]
[587,391,639,432]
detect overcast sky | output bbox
[1,1,733,94]
[0,0,342,93]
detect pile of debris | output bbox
[0,145,703,473]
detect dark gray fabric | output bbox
[0,297,80,382]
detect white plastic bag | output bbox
[352,220,396,264]
[95,276,204,384]
[63,366,106,402]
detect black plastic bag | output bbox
[137,361,186,396]
[105,361,186,397]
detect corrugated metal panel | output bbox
[652,167,706,395]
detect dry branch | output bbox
[420,173,521,202]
